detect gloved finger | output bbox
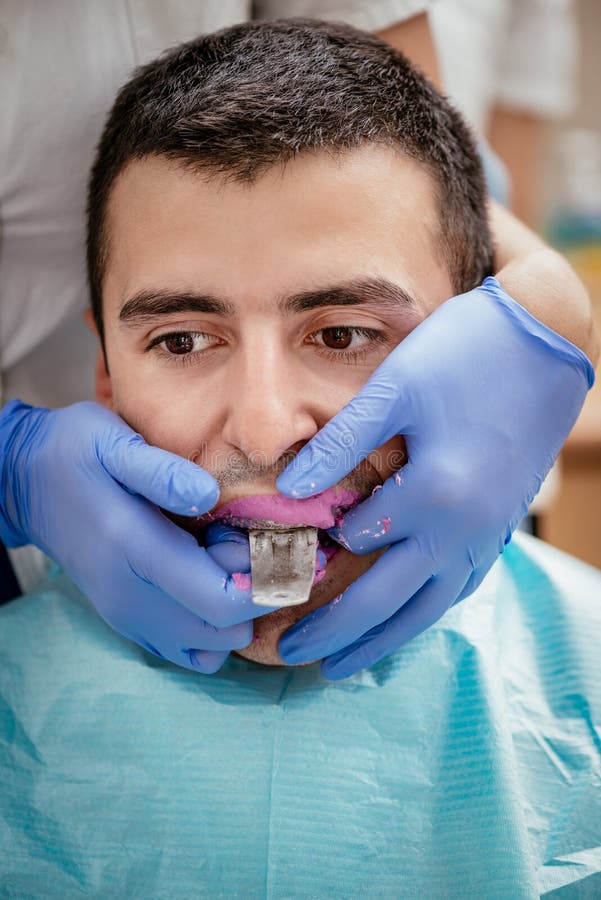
[136,635,231,675]
[327,463,422,553]
[453,544,504,605]
[189,650,232,674]
[203,523,251,573]
[99,424,220,516]
[114,582,254,655]
[321,569,468,680]
[278,538,434,664]
[276,356,412,498]
[205,540,251,576]
[453,570,484,606]
[204,523,249,547]
[125,504,280,627]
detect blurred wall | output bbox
[570,0,600,132]
[540,0,601,568]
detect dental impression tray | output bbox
[249,525,319,607]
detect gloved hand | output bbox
[0,401,271,673]
[276,277,595,679]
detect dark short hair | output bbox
[87,17,493,346]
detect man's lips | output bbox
[195,486,365,530]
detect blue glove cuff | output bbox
[0,399,40,547]
[482,277,596,390]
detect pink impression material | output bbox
[204,486,364,529]
[231,571,252,591]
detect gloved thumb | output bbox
[99,425,220,516]
[204,523,250,574]
[277,355,414,497]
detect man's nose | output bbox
[221,341,319,465]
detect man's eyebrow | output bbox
[118,276,418,326]
[279,277,418,314]
[119,289,236,325]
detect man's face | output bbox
[93,144,454,665]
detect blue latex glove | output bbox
[0,401,274,673]
[276,277,595,679]
[203,522,251,574]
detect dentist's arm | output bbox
[0,400,278,672]
[490,199,599,363]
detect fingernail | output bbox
[276,471,315,497]
[276,452,319,494]
[279,644,314,665]
[322,659,353,681]
[188,480,219,513]
[280,630,326,664]
[278,631,312,664]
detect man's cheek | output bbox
[112,389,212,461]
[366,435,407,480]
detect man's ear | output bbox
[84,308,113,409]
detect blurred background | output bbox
[535,0,601,569]
[506,0,600,570]
[430,0,601,568]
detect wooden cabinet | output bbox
[541,314,601,568]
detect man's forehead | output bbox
[104,146,448,319]
[106,144,439,241]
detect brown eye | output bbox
[164,333,195,354]
[321,327,353,349]
[151,330,216,360]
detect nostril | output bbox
[222,405,319,464]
